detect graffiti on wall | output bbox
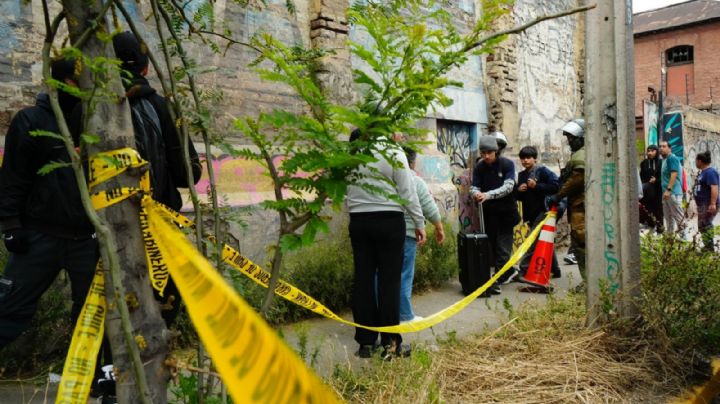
[663,112,684,164]
[515,0,580,151]
[436,120,474,169]
[644,101,658,146]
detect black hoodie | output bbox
[0,94,94,238]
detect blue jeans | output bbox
[399,236,417,322]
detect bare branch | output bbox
[464,3,597,53]
[165,0,262,54]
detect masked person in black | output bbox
[72,31,203,324]
[0,57,99,348]
[639,145,663,232]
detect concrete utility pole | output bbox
[583,0,641,324]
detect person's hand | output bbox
[527,178,537,189]
[649,176,656,183]
[434,225,445,244]
[415,228,427,246]
[545,194,560,208]
[710,203,717,215]
[663,190,670,200]
[3,228,30,254]
[474,192,487,203]
[518,183,528,192]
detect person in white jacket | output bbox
[347,129,426,360]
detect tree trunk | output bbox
[61,1,170,402]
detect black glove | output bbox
[545,194,560,209]
[3,228,30,254]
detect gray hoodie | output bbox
[347,143,425,230]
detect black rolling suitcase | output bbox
[457,202,492,295]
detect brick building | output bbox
[634,0,720,118]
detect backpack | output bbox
[129,98,169,201]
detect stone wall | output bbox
[0,0,486,262]
[484,0,584,163]
[680,107,720,184]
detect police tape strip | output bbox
[674,359,720,404]
[56,264,106,403]
[140,206,170,296]
[88,147,146,188]
[85,169,548,333]
[144,198,341,403]
[152,200,549,333]
[61,147,548,403]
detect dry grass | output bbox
[330,294,690,403]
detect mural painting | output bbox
[643,100,658,147]
[663,112,684,163]
[436,120,474,169]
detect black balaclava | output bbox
[112,31,149,78]
[51,58,79,117]
[566,134,584,153]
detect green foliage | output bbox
[228,0,515,267]
[640,234,720,355]
[169,372,231,404]
[413,221,457,292]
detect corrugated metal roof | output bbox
[634,0,720,35]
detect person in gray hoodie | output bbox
[347,130,426,360]
[400,148,445,322]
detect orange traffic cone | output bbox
[520,207,558,293]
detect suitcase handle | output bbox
[477,201,485,234]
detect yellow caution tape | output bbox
[56,264,106,403]
[152,200,548,333]
[88,147,146,188]
[62,147,549,404]
[145,198,341,403]
[140,206,170,296]
[674,359,720,404]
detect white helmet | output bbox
[561,119,586,138]
[490,131,508,149]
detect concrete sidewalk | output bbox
[280,253,582,377]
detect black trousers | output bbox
[349,211,405,347]
[0,230,98,348]
[484,209,519,277]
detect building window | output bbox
[666,45,693,66]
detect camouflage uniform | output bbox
[556,147,586,279]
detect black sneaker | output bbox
[100,395,118,404]
[480,284,501,298]
[497,267,519,285]
[356,344,375,358]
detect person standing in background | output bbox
[659,140,684,234]
[693,151,719,251]
[399,148,445,323]
[347,129,426,360]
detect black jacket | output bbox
[72,76,203,211]
[125,77,202,210]
[515,164,560,222]
[0,94,94,238]
[640,157,661,185]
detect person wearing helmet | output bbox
[547,119,586,284]
[491,131,508,156]
[470,136,521,294]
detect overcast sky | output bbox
[633,0,697,13]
